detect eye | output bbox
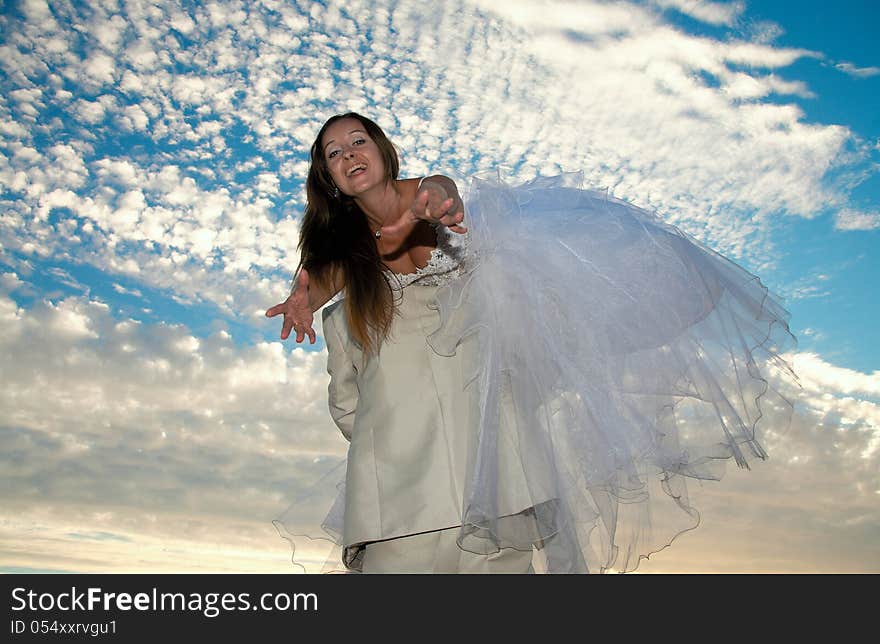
[328,149,340,159]
[353,138,365,145]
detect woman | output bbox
[268,112,535,573]
[268,112,799,574]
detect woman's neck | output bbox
[353,180,402,232]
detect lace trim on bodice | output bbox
[382,223,470,289]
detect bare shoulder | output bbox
[397,176,425,201]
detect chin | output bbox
[351,175,383,192]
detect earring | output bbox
[331,185,340,199]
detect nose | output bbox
[343,147,355,159]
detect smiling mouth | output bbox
[346,164,367,177]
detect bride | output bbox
[266,112,799,574]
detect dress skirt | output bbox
[340,282,554,571]
[361,526,535,574]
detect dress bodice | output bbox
[382,223,470,290]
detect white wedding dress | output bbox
[275,172,799,574]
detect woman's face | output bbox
[321,117,386,197]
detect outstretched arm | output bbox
[265,265,344,343]
[419,175,466,234]
[379,175,467,245]
[298,263,344,312]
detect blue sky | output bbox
[1,0,878,573]
[735,0,879,373]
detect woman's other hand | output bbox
[265,268,316,344]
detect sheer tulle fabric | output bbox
[275,173,799,573]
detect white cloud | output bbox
[794,352,880,399]
[1,0,879,573]
[47,298,101,339]
[786,282,832,301]
[21,0,52,23]
[169,8,196,35]
[171,74,212,105]
[1,271,26,294]
[2,284,878,572]
[653,0,745,26]
[11,145,42,165]
[91,13,130,54]
[112,282,143,298]
[94,158,141,187]
[119,104,150,131]
[0,284,345,571]
[722,72,814,100]
[835,62,880,79]
[3,0,858,277]
[256,172,280,195]
[746,20,784,45]
[0,119,30,139]
[471,0,656,35]
[84,52,118,86]
[9,87,45,120]
[36,189,82,219]
[835,208,880,231]
[5,151,302,316]
[0,286,341,499]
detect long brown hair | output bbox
[294,112,401,357]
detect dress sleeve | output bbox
[321,302,358,442]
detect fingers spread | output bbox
[281,318,293,339]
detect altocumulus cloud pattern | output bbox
[1,0,878,573]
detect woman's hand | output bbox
[380,178,467,241]
[265,268,316,344]
[409,187,467,233]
